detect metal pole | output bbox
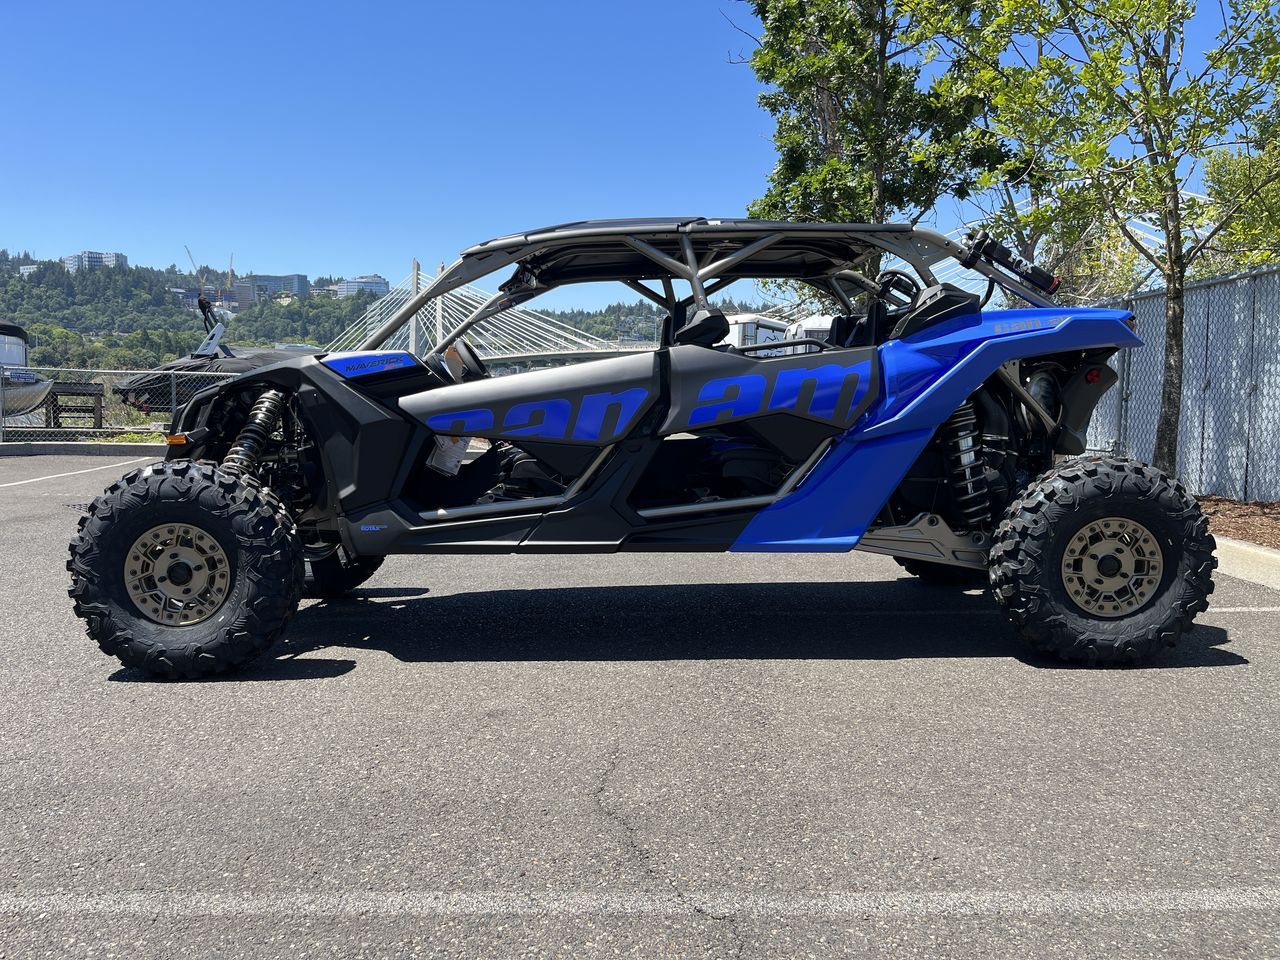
[0,365,6,445]
[169,371,177,423]
[409,259,421,356]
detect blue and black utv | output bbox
[68,219,1216,677]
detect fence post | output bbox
[1118,296,1132,456]
[0,365,6,445]
[169,371,177,426]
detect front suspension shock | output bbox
[222,389,287,477]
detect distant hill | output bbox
[0,250,775,369]
[0,251,376,369]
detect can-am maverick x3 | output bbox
[68,218,1216,677]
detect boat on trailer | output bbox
[0,322,53,417]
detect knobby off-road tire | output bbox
[67,460,305,679]
[303,548,384,598]
[894,556,988,587]
[989,456,1216,665]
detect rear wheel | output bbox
[304,547,384,598]
[67,460,304,679]
[894,556,987,587]
[989,456,1216,665]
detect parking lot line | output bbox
[0,457,151,489]
[1,887,1276,918]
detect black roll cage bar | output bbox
[358,219,1057,354]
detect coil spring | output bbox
[222,389,287,477]
[943,400,990,530]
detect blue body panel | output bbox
[731,307,1141,552]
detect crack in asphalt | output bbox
[591,745,747,958]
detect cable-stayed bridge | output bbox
[327,268,645,364]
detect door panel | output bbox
[398,352,661,446]
[662,344,879,434]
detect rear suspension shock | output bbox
[222,389,287,477]
[943,400,990,530]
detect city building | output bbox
[234,273,311,303]
[61,250,128,272]
[336,274,390,297]
[18,265,39,278]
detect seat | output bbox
[825,314,859,348]
[888,284,980,340]
[673,308,730,347]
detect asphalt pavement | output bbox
[2,455,1278,959]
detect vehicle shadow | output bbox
[236,578,1243,678]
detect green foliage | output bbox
[229,289,379,346]
[746,0,1007,224]
[0,259,376,368]
[923,0,1280,278]
[919,0,1280,470]
[1197,146,1280,274]
[540,297,769,341]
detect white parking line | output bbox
[0,457,151,489]
[833,606,1280,617]
[1,887,1276,918]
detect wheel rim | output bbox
[124,523,232,626]
[1059,516,1164,618]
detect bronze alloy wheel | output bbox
[124,522,232,626]
[1059,516,1164,618]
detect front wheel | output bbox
[989,456,1216,665]
[67,460,304,679]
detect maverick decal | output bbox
[322,351,417,378]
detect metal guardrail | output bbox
[0,366,238,444]
[1087,262,1280,501]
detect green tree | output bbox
[921,0,1280,473]
[744,0,1006,227]
[1196,144,1280,274]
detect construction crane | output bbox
[223,253,235,305]
[184,245,206,297]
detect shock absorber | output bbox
[943,400,991,530]
[222,389,287,477]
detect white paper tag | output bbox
[427,435,471,476]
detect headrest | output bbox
[673,308,730,347]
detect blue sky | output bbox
[1,1,776,306]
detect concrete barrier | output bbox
[0,441,166,457]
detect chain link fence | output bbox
[1086,263,1280,502]
[0,366,237,444]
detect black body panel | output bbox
[662,344,879,433]
[399,353,661,446]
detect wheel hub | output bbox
[124,523,231,626]
[1060,517,1163,618]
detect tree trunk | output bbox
[1151,271,1184,475]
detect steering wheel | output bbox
[450,338,489,381]
[875,269,923,305]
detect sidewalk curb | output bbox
[0,442,165,457]
[1214,536,1280,592]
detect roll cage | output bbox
[358,218,1059,356]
